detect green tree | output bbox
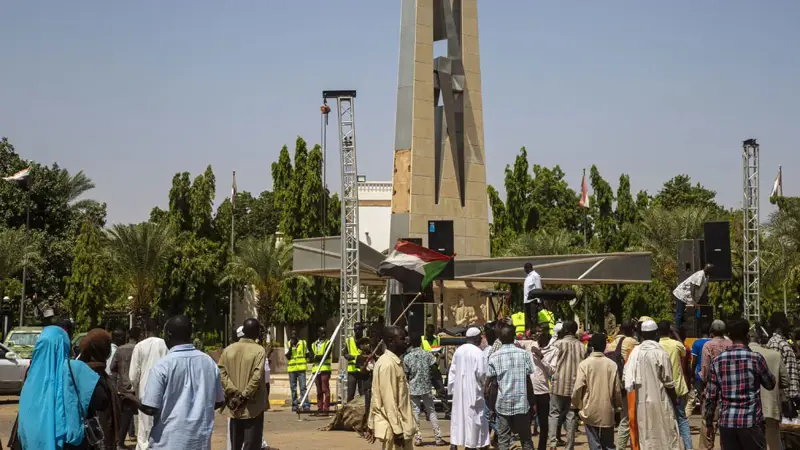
[159,167,226,328]
[588,165,615,252]
[653,175,719,211]
[614,174,637,251]
[223,235,306,326]
[107,221,175,314]
[0,138,105,306]
[64,222,117,329]
[0,227,42,300]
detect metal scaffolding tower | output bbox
[742,139,761,322]
[322,90,361,406]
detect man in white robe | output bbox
[130,320,168,450]
[623,320,680,450]
[448,327,491,449]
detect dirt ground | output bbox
[0,395,714,449]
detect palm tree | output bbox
[106,221,175,313]
[764,203,800,299]
[0,227,42,297]
[631,205,723,283]
[502,228,576,257]
[50,166,98,210]
[222,234,308,326]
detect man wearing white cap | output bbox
[448,327,490,449]
[623,320,680,450]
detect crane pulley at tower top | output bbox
[321,90,362,406]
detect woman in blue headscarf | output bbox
[18,325,103,449]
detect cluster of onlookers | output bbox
[363,308,800,450]
[10,316,276,450]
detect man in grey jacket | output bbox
[749,326,788,450]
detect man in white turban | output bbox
[623,320,681,450]
[448,327,490,449]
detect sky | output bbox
[1,1,798,225]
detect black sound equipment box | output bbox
[703,221,732,281]
[427,220,454,280]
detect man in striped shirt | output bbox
[548,320,584,450]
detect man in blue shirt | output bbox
[488,323,535,450]
[140,315,225,450]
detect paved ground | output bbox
[0,395,715,449]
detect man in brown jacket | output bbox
[219,318,267,450]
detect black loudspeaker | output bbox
[704,221,732,281]
[677,239,706,283]
[389,294,425,336]
[427,220,454,280]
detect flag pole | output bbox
[229,170,236,345]
[19,193,30,327]
[582,168,587,247]
[582,168,589,331]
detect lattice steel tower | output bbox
[322,90,362,406]
[742,139,761,322]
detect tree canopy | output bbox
[1,135,798,337]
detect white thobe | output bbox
[129,337,168,450]
[447,343,490,449]
[624,340,680,450]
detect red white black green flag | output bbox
[377,240,454,291]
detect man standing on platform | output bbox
[449,327,491,449]
[219,318,268,450]
[285,328,310,412]
[369,326,415,450]
[523,262,542,333]
[310,325,332,415]
[673,263,713,332]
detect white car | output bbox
[0,342,30,394]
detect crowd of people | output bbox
[9,315,276,450]
[363,309,800,450]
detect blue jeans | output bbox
[289,371,310,410]
[675,395,693,450]
[484,401,498,435]
[674,296,685,331]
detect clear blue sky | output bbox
[1,1,798,225]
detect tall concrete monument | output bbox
[390,0,489,258]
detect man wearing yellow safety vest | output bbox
[310,325,332,415]
[421,324,440,351]
[343,323,366,402]
[511,310,526,336]
[422,323,446,397]
[285,328,310,412]
[538,301,556,335]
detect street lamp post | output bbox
[19,198,30,327]
[128,296,134,329]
